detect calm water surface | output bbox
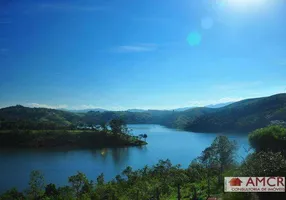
[0,124,250,192]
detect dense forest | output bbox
[1,125,285,200]
[0,93,285,132]
[0,119,146,148]
[184,93,286,132]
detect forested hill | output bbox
[0,106,214,130]
[0,93,286,132]
[0,105,81,129]
[184,93,286,132]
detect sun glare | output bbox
[226,0,267,8]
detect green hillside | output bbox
[184,93,286,132]
[1,93,285,133]
[0,105,81,130]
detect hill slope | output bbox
[0,105,81,130]
[184,93,286,132]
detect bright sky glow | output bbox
[223,0,268,11]
[0,0,285,110]
[210,0,271,14]
[227,0,266,5]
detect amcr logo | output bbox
[246,177,284,187]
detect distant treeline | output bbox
[0,119,147,148]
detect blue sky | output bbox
[0,0,285,110]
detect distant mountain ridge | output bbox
[1,93,285,133]
[64,108,108,113]
[60,102,235,114]
[205,102,234,108]
[126,109,147,112]
[126,102,233,113]
[172,102,235,111]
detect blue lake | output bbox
[0,124,250,192]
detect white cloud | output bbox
[111,43,158,53]
[187,97,244,107]
[70,104,101,110]
[108,106,127,111]
[26,103,68,109]
[69,105,129,111]
[217,97,244,103]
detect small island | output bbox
[0,118,147,149]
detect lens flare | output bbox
[187,32,202,46]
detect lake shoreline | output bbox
[0,124,250,193]
[0,129,147,149]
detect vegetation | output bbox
[1,125,285,200]
[184,93,286,132]
[0,116,146,148]
[221,125,286,200]
[0,105,81,130]
[248,125,286,155]
[0,94,286,198]
[0,129,146,148]
[1,94,286,134]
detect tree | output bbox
[211,136,237,184]
[249,125,286,156]
[0,188,25,200]
[81,180,94,195]
[115,175,124,183]
[122,166,133,180]
[240,151,286,177]
[45,183,59,197]
[57,186,74,200]
[240,151,286,200]
[198,146,217,198]
[27,170,45,199]
[138,134,148,142]
[187,159,206,182]
[142,134,148,142]
[88,124,94,130]
[109,119,126,135]
[68,171,89,198]
[99,121,108,132]
[96,173,105,186]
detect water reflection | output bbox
[135,145,147,151]
[90,148,108,161]
[0,124,250,193]
[111,148,129,166]
[90,147,131,168]
[100,148,108,157]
